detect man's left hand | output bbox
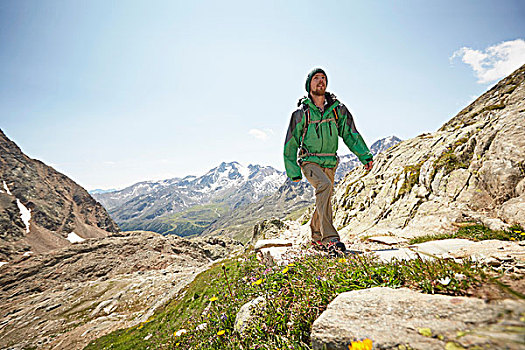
[364,160,373,171]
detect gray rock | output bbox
[367,236,407,246]
[499,195,525,228]
[233,296,266,335]
[311,287,525,350]
[251,218,289,244]
[254,239,293,251]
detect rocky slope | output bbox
[0,231,242,350]
[332,64,525,240]
[0,130,119,261]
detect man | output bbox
[283,68,373,253]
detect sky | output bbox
[1,1,524,190]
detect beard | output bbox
[311,84,326,96]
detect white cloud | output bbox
[450,39,525,84]
[249,128,274,140]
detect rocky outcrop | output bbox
[0,130,119,261]
[0,231,242,350]
[333,64,525,240]
[311,287,525,350]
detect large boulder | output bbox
[311,287,525,350]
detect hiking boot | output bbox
[310,240,327,252]
[326,239,346,256]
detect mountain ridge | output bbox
[0,129,119,261]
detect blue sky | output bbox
[1,0,524,190]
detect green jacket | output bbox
[283,94,373,180]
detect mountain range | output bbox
[93,136,401,239]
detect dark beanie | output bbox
[305,68,327,93]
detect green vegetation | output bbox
[285,206,310,222]
[120,203,229,237]
[408,224,525,245]
[478,102,506,114]
[391,160,425,204]
[86,251,502,350]
[161,204,229,236]
[431,137,474,179]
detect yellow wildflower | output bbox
[217,330,226,336]
[209,296,218,302]
[282,266,289,274]
[338,258,347,263]
[252,278,263,286]
[348,338,373,350]
[288,263,296,267]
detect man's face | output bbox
[310,73,327,96]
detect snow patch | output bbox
[23,251,33,257]
[16,199,31,233]
[67,232,85,243]
[236,163,251,180]
[0,262,8,268]
[3,181,12,195]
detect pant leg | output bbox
[301,163,339,242]
[321,165,339,242]
[310,209,321,242]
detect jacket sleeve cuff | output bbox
[291,176,302,181]
[361,156,373,165]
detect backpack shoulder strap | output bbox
[301,106,310,146]
[333,105,338,121]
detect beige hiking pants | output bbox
[301,162,339,243]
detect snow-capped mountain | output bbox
[92,162,287,236]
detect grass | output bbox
[391,160,425,204]
[285,206,310,222]
[119,203,229,237]
[408,224,525,245]
[85,251,500,350]
[432,137,471,177]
